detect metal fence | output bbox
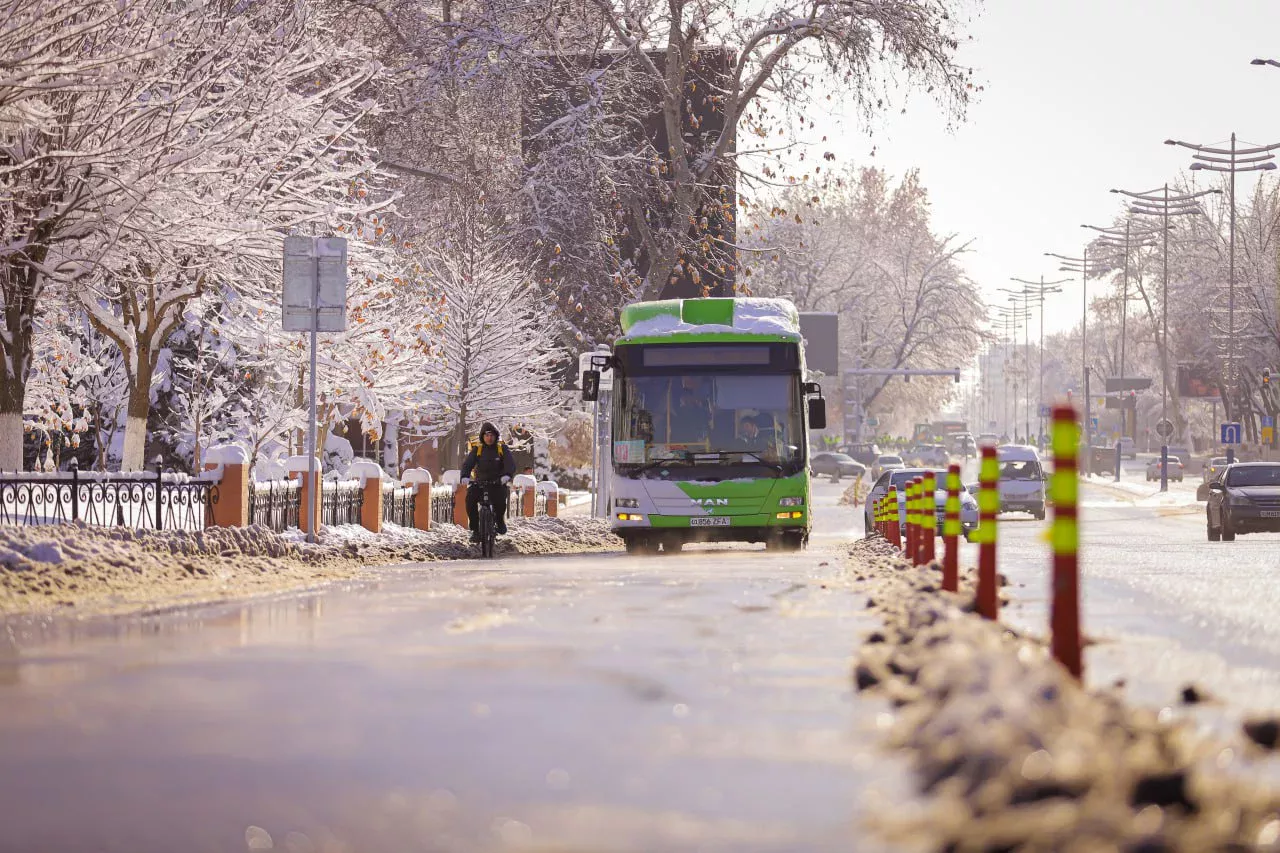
[248,479,301,531]
[430,484,456,526]
[382,482,416,528]
[321,479,363,527]
[0,468,213,531]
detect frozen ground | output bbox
[0,517,618,615]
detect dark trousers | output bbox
[466,481,508,533]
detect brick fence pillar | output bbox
[203,460,249,528]
[402,468,434,531]
[350,460,384,534]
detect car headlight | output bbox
[615,497,640,508]
[779,496,804,507]
[1228,493,1253,505]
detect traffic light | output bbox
[1264,368,1272,387]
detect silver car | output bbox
[864,467,979,540]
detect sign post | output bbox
[283,236,348,543]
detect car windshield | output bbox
[999,459,1042,480]
[613,371,804,477]
[1226,466,1280,487]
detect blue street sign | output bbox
[1090,417,1099,430]
[1221,422,1243,445]
[1263,415,1275,429]
[1038,404,1052,418]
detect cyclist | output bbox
[460,422,516,542]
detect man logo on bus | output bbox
[691,498,730,506]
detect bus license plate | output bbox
[690,517,730,527]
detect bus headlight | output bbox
[615,497,640,508]
[779,496,804,507]
[616,512,645,521]
[776,511,804,519]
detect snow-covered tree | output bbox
[749,167,985,420]
[56,0,387,469]
[422,197,564,466]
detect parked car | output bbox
[870,454,905,479]
[1166,446,1193,466]
[1117,437,1136,459]
[1206,462,1280,541]
[905,444,949,467]
[997,444,1047,519]
[1146,457,1184,482]
[977,433,1000,448]
[810,452,865,479]
[839,442,882,467]
[1202,456,1231,485]
[864,468,979,540]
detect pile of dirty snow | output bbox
[845,538,1280,851]
[0,518,620,616]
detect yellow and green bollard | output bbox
[942,463,962,592]
[1050,403,1083,679]
[974,446,1000,619]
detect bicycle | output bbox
[472,481,500,558]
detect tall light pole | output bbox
[1079,223,1161,382]
[1009,276,1068,444]
[995,301,1033,441]
[1165,134,1280,418]
[1111,185,1221,489]
[1046,249,1110,450]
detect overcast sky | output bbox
[812,0,1280,340]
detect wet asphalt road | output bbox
[0,482,920,853]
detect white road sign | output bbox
[283,236,348,332]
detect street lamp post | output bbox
[1079,222,1163,441]
[995,302,1033,441]
[1165,134,1280,420]
[1009,276,1068,445]
[1111,185,1221,490]
[1046,249,1110,451]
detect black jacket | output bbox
[461,426,516,483]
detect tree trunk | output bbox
[0,374,25,472]
[120,348,155,471]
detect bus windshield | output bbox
[614,372,804,477]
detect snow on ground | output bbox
[1081,476,1203,509]
[843,537,1280,851]
[0,518,620,616]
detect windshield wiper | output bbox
[694,449,785,476]
[627,451,693,478]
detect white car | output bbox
[997,444,1047,519]
[870,454,905,479]
[864,467,979,540]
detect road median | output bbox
[844,537,1280,851]
[0,518,620,617]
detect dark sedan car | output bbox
[1206,462,1280,541]
[811,452,866,479]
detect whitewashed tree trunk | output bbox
[121,415,148,471]
[0,412,23,471]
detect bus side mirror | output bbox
[582,370,600,402]
[808,397,826,430]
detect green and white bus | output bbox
[583,297,827,554]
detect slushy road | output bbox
[0,481,921,853]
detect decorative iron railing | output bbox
[430,484,456,526]
[382,482,416,528]
[248,479,301,531]
[0,467,213,531]
[321,479,363,527]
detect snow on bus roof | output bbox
[619,297,801,340]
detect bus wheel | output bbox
[767,532,805,552]
[660,538,684,554]
[625,536,658,555]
